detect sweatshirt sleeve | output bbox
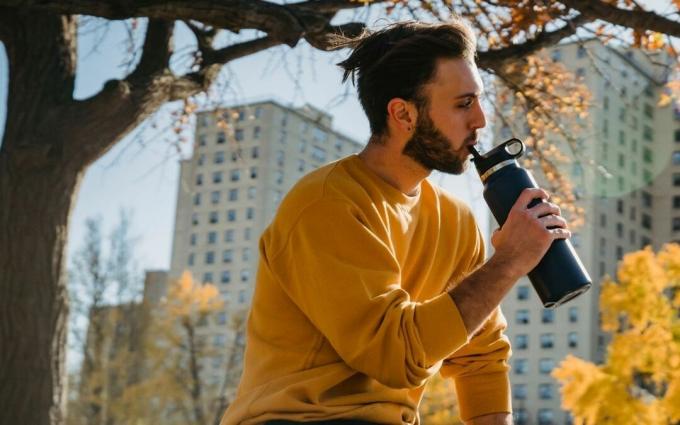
[439,226,512,421]
[268,199,470,389]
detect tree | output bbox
[552,243,680,425]
[3,1,680,423]
[65,211,142,425]
[112,272,225,425]
[419,373,462,424]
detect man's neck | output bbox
[357,138,431,196]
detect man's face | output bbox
[403,58,486,175]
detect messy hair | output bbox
[336,20,477,138]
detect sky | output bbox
[0,10,489,277]
[1,2,674,274]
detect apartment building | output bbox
[167,100,363,395]
[497,40,680,425]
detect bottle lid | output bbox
[469,138,525,182]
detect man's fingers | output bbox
[514,188,549,210]
[539,214,568,229]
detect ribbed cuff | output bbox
[454,371,512,421]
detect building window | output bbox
[209,211,218,224]
[540,333,555,349]
[224,229,234,242]
[675,129,680,143]
[644,103,654,119]
[298,159,306,173]
[246,207,255,220]
[550,49,561,61]
[227,209,236,222]
[250,166,258,179]
[515,334,528,350]
[539,383,554,400]
[276,150,285,167]
[600,214,607,228]
[275,170,284,184]
[248,186,257,200]
[569,306,578,323]
[217,132,226,144]
[674,151,680,165]
[539,358,555,374]
[203,272,213,284]
[253,126,261,139]
[197,153,205,166]
[222,249,233,263]
[516,310,529,324]
[241,269,250,282]
[577,45,586,58]
[198,134,207,146]
[211,191,220,205]
[230,169,240,182]
[311,146,327,163]
[673,196,680,209]
[568,332,578,348]
[207,231,217,245]
[217,311,227,325]
[212,171,223,184]
[542,309,555,324]
[643,148,654,164]
[228,189,238,201]
[196,174,203,186]
[192,213,199,226]
[251,146,259,159]
[513,384,527,400]
[537,409,554,425]
[673,217,680,232]
[642,214,652,230]
[643,125,654,141]
[215,151,225,164]
[221,271,231,284]
[235,129,244,142]
[616,245,624,260]
[231,150,240,162]
[214,334,226,348]
[514,408,529,425]
[238,289,247,304]
[193,193,201,206]
[190,233,197,246]
[674,173,680,187]
[244,227,252,241]
[616,222,624,238]
[243,248,252,262]
[188,253,194,266]
[517,286,529,300]
[205,251,215,265]
[254,106,263,118]
[514,358,529,375]
[642,191,653,207]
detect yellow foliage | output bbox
[419,373,462,424]
[553,244,680,424]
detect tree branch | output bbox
[126,19,174,84]
[478,14,593,71]
[561,0,680,37]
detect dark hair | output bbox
[336,20,477,138]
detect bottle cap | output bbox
[468,138,525,182]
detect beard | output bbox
[402,108,473,175]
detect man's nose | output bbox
[471,101,487,130]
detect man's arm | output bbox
[449,188,569,336]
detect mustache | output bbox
[464,131,478,145]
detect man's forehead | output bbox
[429,58,483,93]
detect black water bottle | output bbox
[469,138,591,308]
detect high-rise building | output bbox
[496,40,680,425]
[167,100,363,398]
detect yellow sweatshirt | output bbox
[220,154,511,425]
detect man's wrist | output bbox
[487,252,524,282]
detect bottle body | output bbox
[483,164,592,308]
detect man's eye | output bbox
[458,99,473,108]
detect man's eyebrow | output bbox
[454,91,484,100]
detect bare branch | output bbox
[478,13,593,70]
[561,0,680,37]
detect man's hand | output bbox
[491,188,571,279]
[464,412,513,425]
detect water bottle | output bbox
[468,138,591,308]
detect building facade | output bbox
[497,40,680,425]
[167,100,363,397]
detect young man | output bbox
[220,20,569,425]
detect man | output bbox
[220,19,569,425]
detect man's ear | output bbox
[386,98,417,134]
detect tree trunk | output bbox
[0,156,82,425]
